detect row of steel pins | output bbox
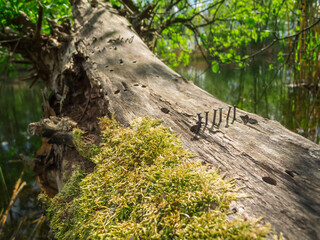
[195,105,237,134]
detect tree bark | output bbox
[17,0,320,239]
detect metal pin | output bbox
[233,105,237,122]
[219,107,223,124]
[197,112,201,123]
[213,109,217,125]
[204,111,209,127]
[226,106,232,127]
[196,113,202,134]
[226,106,232,122]
[196,116,202,134]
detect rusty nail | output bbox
[227,106,232,122]
[204,111,209,127]
[213,109,217,125]
[226,106,232,127]
[197,112,201,123]
[196,116,202,134]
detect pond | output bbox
[178,57,320,144]
[0,75,48,238]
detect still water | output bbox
[178,58,320,144]
[0,77,48,238]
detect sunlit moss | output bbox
[73,129,99,159]
[39,168,85,239]
[42,116,270,239]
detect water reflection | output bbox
[0,78,48,238]
[178,59,320,144]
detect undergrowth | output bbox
[39,117,270,239]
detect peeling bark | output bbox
[9,0,320,239]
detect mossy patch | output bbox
[40,117,271,239]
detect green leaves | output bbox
[269,64,274,70]
[244,17,255,27]
[0,0,71,34]
[211,61,219,73]
[278,51,284,62]
[149,0,303,74]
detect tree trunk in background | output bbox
[26,1,320,239]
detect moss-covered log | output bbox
[40,117,271,239]
[3,0,319,239]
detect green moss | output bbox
[39,168,85,239]
[73,129,100,159]
[42,117,270,239]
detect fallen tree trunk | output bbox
[12,0,320,239]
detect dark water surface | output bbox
[0,77,48,238]
[178,58,320,144]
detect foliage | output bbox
[112,0,298,67]
[0,0,71,34]
[288,0,320,85]
[110,0,319,85]
[42,117,271,239]
[1,0,319,83]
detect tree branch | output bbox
[185,23,211,66]
[120,0,139,14]
[245,18,320,60]
[34,3,44,40]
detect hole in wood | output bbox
[262,176,277,186]
[114,90,120,94]
[285,169,296,177]
[121,81,128,89]
[141,85,147,88]
[161,108,170,114]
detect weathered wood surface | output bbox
[26,0,320,239]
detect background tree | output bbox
[1,0,319,80]
[109,0,320,80]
